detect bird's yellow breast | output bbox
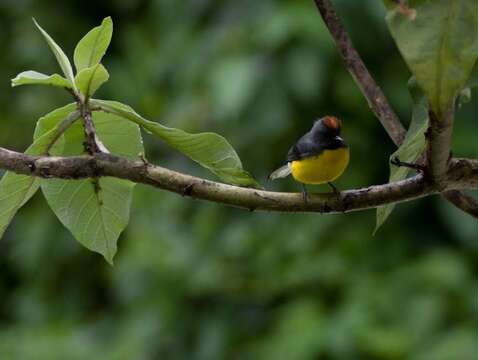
[290,148,350,185]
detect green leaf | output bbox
[90,99,259,187]
[11,70,72,89]
[33,19,77,92]
[375,95,429,234]
[75,64,109,98]
[0,104,78,239]
[74,17,113,72]
[384,0,478,118]
[41,111,143,264]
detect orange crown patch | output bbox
[323,116,341,130]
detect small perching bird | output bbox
[269,116,350,200]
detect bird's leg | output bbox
[328,182,339,195]
[302,184,309,204]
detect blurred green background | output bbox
[1,0,478,359]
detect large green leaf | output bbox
[375,87,428,233]
[0,104,78,239]
[11,70,72,89]
[33,19,77,92]
[74,17,113,72]
[75,64,109,98]
[90,99,259,187]
[384,0,478,118]
[41,111,143,264]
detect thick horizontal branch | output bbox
[1,147,477,214]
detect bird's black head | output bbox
[311,116,347,148]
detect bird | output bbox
[269,116,350,201]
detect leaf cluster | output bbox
[3,17,258,263]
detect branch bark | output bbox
[443,190,478,218]
[313,0,406,145]
[0,146,477,213]
[79,101,109,154]
[427,107,454,188]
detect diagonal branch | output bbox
[313,0,406,145]
[0,146,477,213]
[312,0,478,219]
[443,190,478,218]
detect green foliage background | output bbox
[1,0,478,358]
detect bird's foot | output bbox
[302,184,309,204]
[328,182,339,196]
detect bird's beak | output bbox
[334,136,347,146]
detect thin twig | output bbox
[77,100,109,196]
[390,156,425,172]
[78,102,109,154]
[313,0,406,146]
[44,110,81,154]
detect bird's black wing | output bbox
[286,132,324,162]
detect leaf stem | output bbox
[44,110,81,155]
[78,100,109,155]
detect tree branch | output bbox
[427,107,454,189]
[313,0,406,146]
[443,190,478,218]
[1,146,477,213]
[78,101,109,154]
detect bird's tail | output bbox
[269,163,291,180]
